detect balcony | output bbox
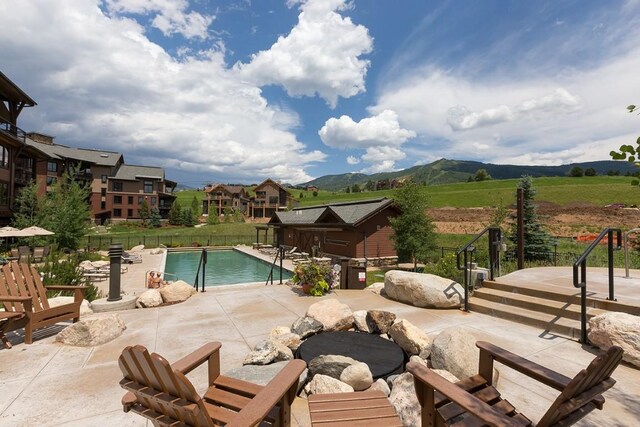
[0,120,26,144]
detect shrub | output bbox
[292,261,333,296]
[423,253,463,283]
[39,252,103,302]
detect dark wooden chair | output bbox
[308,390,403,426]
[407,341,623,427]
[119,342,306,426]
[0,261,85,348]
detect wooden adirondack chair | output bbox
[407,341,623,427]
[0,261,86,348]
[119,342,306,427]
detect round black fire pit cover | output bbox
[295,331,407,380]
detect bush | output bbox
[423,254,463,283]
[39,252,103,302]
[292,261,333,296]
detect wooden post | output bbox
[517,187,524,270]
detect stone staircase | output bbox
[470,280,640,339]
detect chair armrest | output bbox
[407,362,526,427]
[476,341,571,391]
[46,285,87,291]
[227,359,306,427]
[0,296,32,302]
[121,391,137,411]
[172,342,222,375]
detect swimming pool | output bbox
[164,249,292,286]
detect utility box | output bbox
[347,264,367,290]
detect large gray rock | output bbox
[368,282,385,295]
[366,310,396,334]
[225,361,307,392]
[431,328,498,383]
[243,339,293,365]
[55,313,126,346]
[306,299,354,331]
[384,270,464,308]
[291,316,323,338]
[353,310,371,333]
[588,312,640,368]
[308,354,358,379]
[339,362,373,391]
[433,369,460,383]
[271,332,302,351]
[305,374,354,395]
[388,319,432,356]
[389,372,420,427]
[48,297,93,317]
[367,378,391,396]
[135,289,163,308]
[159,280,197,303]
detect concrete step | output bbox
[473,287,607,321]
[468,297,582,339]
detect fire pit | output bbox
[296,331,407,380]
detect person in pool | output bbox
[147,271,168,288]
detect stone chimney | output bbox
[27,132,55,145]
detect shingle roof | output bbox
[112,164,164,181]
[25,137,122,166]
[270,198,395,226]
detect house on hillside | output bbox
[26,133,176,224]
[268,198,400,262]
[202,184,251,217]
[249,178,294,218]
[305,185,319,192]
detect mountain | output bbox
[303,159,638,191]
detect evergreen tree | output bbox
[149,207,161,228]
[474,168,492,181]
[207,211,220,225]
[365,180,375,191]
[569,166,584,177]
[139,199,150,225]
[312,191,318,197]
[182,208,195,227]
[351,183,361,193]
[190,196,201,223]
[168,200,182,225]
[584,167,597,176]
[12,180,41,229]
[345,186,351,193]
[389,181,437,268]
[508,176,553,260]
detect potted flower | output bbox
[292,261,332,296]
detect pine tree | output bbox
[168,200,182,225]
[207,211,220,225]
[508,176,553,260]
[182,208,195,227]
[139,199,150,225]
[149,207,161,228]
[12,180,41,229]
[190,196,200,223]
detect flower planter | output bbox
[302,283,313,295]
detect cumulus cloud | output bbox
[237,0,372,107]
[0,0,324,184]
[346,155,360,165]
[319,110,415,148]
[104,0,214,39]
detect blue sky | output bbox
[1,0,639,186]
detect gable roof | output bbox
[112,164,164,181]
[0,71,36,106]
[254,178,290,194]
[25,137,122,166]
[270,198,397,227]
[205,184,246,195]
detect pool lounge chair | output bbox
[407,340,623,426]
[119,342,306,426]
[121,251,142,264]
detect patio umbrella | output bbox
[20,226,55,236]
[0,226,31,237]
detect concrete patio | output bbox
[0,250,638,426]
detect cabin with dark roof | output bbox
[268,198,400,261]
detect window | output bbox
[46,176,57,186]
[127,209,133,217]
[113,195,122,204]
[151,197,157,205]
[0,182,7,205]
[47,161,58,172]
[269,196,279,205]
[101,188,106,196]
[112,181,123,192]
[101,175,107,183]
[144,180,153,193]
[0,146,8,168]
[256,191,266,199]
[128,196,134,204]
[113,208,122,217]
[100,201,106,210]
[138,196,143,204]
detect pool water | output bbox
[164,249,292,286]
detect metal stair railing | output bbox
[266,246,285,285]
[193,248,208,292]
[573,228,622,344]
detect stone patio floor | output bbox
[0,249,638,426]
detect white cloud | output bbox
[104,0,214,39]
[346,155,360,165]
[237,0,372,108]
[319,110,415,148]
[360,160,396,174]
[0,0,324,184]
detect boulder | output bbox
[409,355,429,369]
[433,369,460,383]
[243,339,292,365]
[367,378,391,396]
[431,328,498,383]
[48,297,94,317]
[353,310,371,333]
[270,326,291,337]
[291,316,323,339]
[388,319,432,356]
[308,354,358,379]
[159,280,197,303]
[367,282,385,295]
[384,270,465,308]
[305,374,354,395]
[366,310,396,334]
[150,248,164,255]
[55,313,126,346]
[271,332,302,351]
[135,289,163,308]
[339,362,373,391]
[306,299,354,331]
[588,312,640,368]
[389,373,420,427]
[225,361,307,393]
[130,244,145,252]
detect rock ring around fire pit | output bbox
[296,331,407,380]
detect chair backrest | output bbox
[18,246,31,258]
[33,247,45,257]
[0,261,50,313]
[10,248,18,258]
[538,345,623,426]
[118,345,214,427]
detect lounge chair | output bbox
[121,251,142,264]
[0,261,86,348]
[118,342,306,426]
[18,246,31,261]
[32,246,45,262]
[407,340,623,426]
